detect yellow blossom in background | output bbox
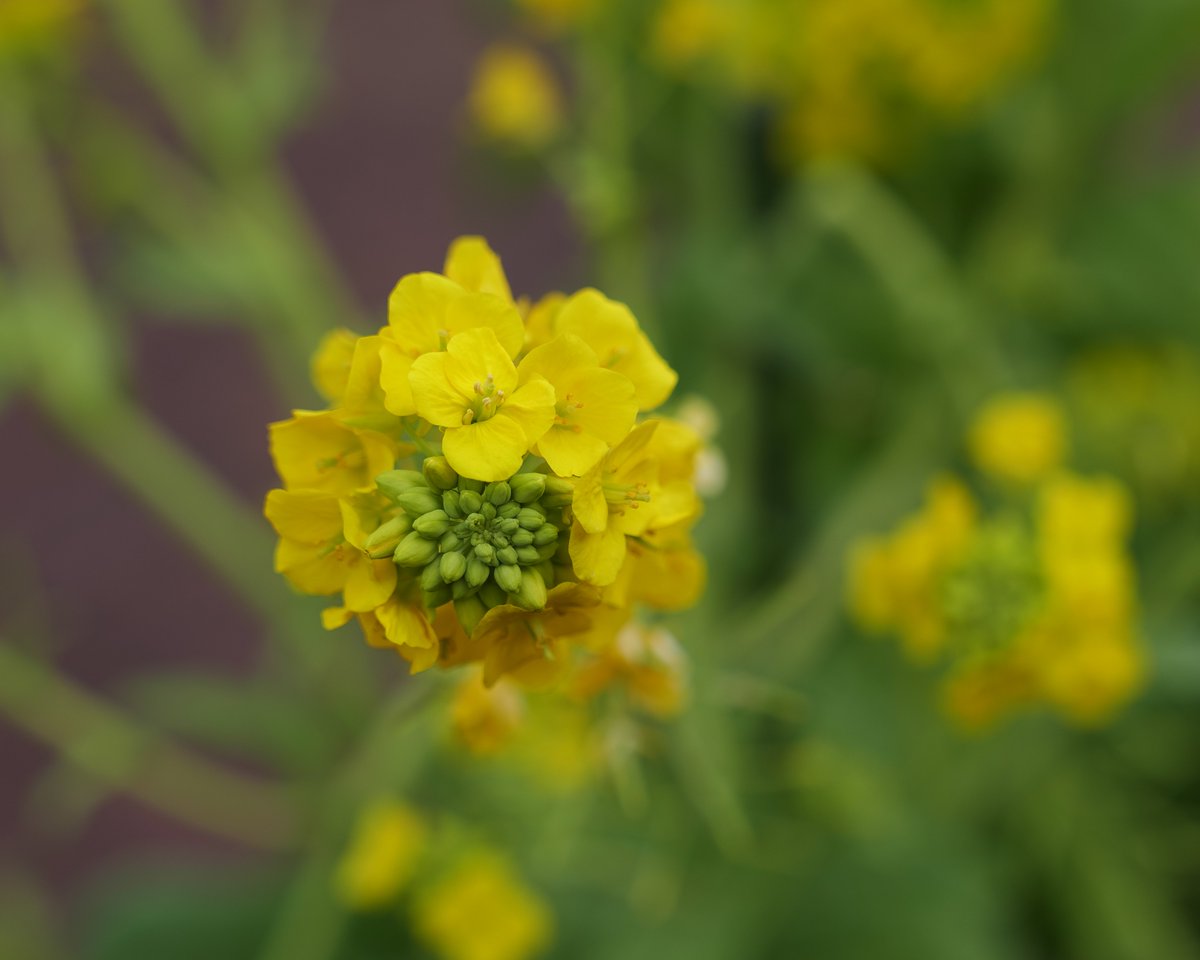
[335,800,428,910]
[572,620,690,717]
[452,670,525,754]
[848,401,1144,730]
[0,0,84,57]
[414,850,552,960]
[468,44,564,150]
[968,391,1067,486]
[514,0,594,34]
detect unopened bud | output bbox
[534,560,554,588]
[542,475,574,508]
[509,473,547,504]
[422,456,458,491]
[496,545,518,566]
[479,580,508,609]
[517,508,545,531]
[498,502,521,520]
[474,542,496,565]
[439,530,462,552]
[481,502,497,521]
[413,509,451,537]
[440,551,467,583]
[484,481,511,506]
[511,529,534,547]
[466,556,491,588]
[459,477,485,494]
[498,518,520,535]
[442,490,463,518]
[393,531,439,567]
[514,568,548,611]
[495,563,522,593]
[364,514,413,558]
[532,524,558,546]
[516,545,540,564]
[420,559,444,592]
[396,487,443,517]
[376,470,426,501]
[424,585,452,609]
[459,490,483,514]
[451,577,474,600]
[454,595,487,636]
[535,542,557,562]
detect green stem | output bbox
[0,641,297,850]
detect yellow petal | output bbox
[341,336,386,415]
[569,520,627,585]
[321,606,354,630]
[274,540,346,595]
[376,598,437,650]
[444,292,525,360]
[386,272,463,354]
[409,351,468,428]
[264,489,343,543]
[378,338,417,417]
[516,333,599,384]
[443,236,514,303]
[523,291,565,350]
[342,557,398,612]
[443,325,518,396]
[569,367,637,444]
[535,425,608,477]
[310,328,357,403]
[443,415,529,481]
[571,460,608,533]
[499,378,555,445]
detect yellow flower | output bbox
[468,44,564,150]
[413,850,552,960]
[968,392,1067,485]
[310,328,358,404]
[572,621,690,717]
[322,591,439,672]
[1031,629,1144,726]
[451,671,525,754]
[473,582,609,687]
[334,800,427,910]
[409,327,555,481]
[569,422,700,586]
[264,490,397,610]
[378,272,525,417]
[268,411,397,495]
[444,236,514,302]
[552,289,677,410]
[516,334,638,475]
[652,0,726,67]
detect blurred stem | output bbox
[802,163,1011,416]
[0,641,297,849]
[256,678,447,960]
[0,63,293,628]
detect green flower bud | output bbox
[514,568,548,611]
[439,530,462,552]
[516,545,541,564]
[442,490,463,519]
[459,490,483,514]
[459,477,485,494]
[498,502,521,520]
[517,508,545,531]
[484,481,511,506]
[466,513,485,527]
[424,585,452,609]
[420,559,444,592]
[413,509,452,538]
[467,556,491,588]
[422,456,458,491]
[532,523,558,546]
[498,518,521,535]
[396,487,443,517]
[534,560,555,589]
[511,529,535,547]
[450,577,475,601]
[509,473,547,504]
[542,475,574,509]
[496,545,518,566]
[474,542,496,565]
[375,469,425,501]
[364,514,413,559]
[440,551,467,583]
[455,595,487,636]
[479,580,508,609]
[492,533,510,548]
[495,563,522,593]
[481,502,497,521]
[393,531,439,567]
[535,542,558,562]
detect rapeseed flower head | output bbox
[265,237,705,704]
[414,850,552,960]
[848,399,1143,729]
[468,44,564,150]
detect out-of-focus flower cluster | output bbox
[848,392,1144,730]
[336,799,552,960]
[264,237,706,698]
[652,0,1054,162]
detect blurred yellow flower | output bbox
[468,44,564,150]
[514,0,594,33]
[0,0,83,56]
[335,800,428,910]
[572,621,690,717]
[968,392,1067,486]
[414,851,552,960]
[452,670,525,754]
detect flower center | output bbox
[463,374,506,425]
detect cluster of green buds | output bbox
[364,456,574,634]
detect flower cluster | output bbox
[265,237,705,690]
[651,0,1053,162]
[336,799,552,960]
[848,393,1144,729]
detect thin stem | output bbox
[0,641,298,850]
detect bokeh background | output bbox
[3,0,1200,958]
